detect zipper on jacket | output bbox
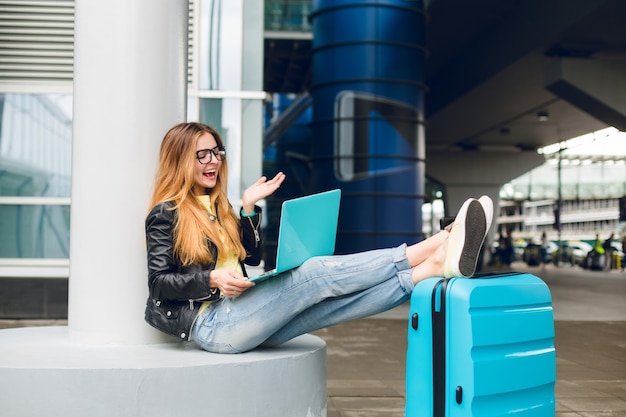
[191,288,220,305]
[247,214,261,247]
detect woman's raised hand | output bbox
[241,172,285,214]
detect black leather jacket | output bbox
[144,201,263,340]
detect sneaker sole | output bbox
[458,200,487,276]
[445,199,487,277]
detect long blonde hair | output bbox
[149,122,246,265]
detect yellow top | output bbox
[196,194,243,273]
[195,194,243,315]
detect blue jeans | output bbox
[190,244,414,353]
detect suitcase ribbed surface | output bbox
[406,273,556,417]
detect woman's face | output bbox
[193,132,223,195]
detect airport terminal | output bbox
[0,1,625,416]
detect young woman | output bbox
[144,122,493,353]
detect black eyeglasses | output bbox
[196,146,226,164]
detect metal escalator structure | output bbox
[263,91,313,152]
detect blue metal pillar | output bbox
[310,0,427,253]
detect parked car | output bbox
[578,241,625,270]
[522,240,558,266]
[545,241,558,264]
[581,250,606,270]
[549,241,572,265]
[566,241,593,266]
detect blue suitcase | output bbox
[406,272,556,417]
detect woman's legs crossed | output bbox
[261,196,493,347]
[406,230,448,267]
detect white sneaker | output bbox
[477,195,494,238]
[443,198,487,278]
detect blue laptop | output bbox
[248,189,341,282]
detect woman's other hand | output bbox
[241,172,286,215]
[209,269,254,298]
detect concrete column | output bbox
[426,150,545,242]
[69,0,188,344]
[427,150,544,206]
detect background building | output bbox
[499,127,626,245]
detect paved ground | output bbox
[1,262,625,417]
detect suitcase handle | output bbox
[456,386,463,404]
[411,313,419,331]
[470,270,523,279]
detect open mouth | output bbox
[204,169,216,180]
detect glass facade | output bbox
[264,1,312,32]
[191,0,265,201]
[501,160,626,201]
[498,130,626,243]
[0,204,70,258]
[500,128,626,201]
[197,97,244,199]
[0,93,72,259]
[0,94,72,198]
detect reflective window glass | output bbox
[199,0,243,91]
[0,204,70,258]
[0,93,72,198]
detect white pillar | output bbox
[426,149,545,213]
[68,0,189,344]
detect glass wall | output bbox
[264,0,312,32]
[197,97,244,199]
[190,0,265,201]
[501,128,626,201]
[500,161,626,201]
[0,93,72,259]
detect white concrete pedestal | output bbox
[0,327,327,417]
